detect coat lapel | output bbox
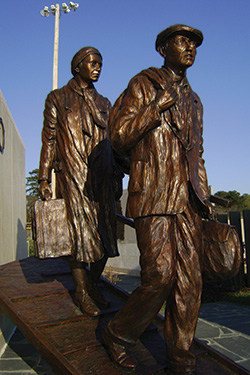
[65,79,93,137]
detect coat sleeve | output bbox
[109,75,162,154]
[38,92,57,183]
[197,99,210,200]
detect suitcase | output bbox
[32,199,72,258]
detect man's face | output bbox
[165,34,197,72]
[76,53,102,83]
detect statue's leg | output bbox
[103,216,176,367]
[88,256,110,306]
[69,260,101,316]
[164,205,203,375]
[89,255,108,282]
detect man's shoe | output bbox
[87,280,110,307]
[102,327,138,370]
[73,291,101,317]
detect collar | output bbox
[161,66,190,94]
[161,66,187,83]
[68,78,95,96]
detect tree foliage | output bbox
[215,190,250,212]
[26,168,39,197]
[26,169,40,222]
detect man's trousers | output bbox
[107,205,203,373]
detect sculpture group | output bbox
[37,25,238,375]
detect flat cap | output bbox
[71,46,102,75]
[155,24,203,53]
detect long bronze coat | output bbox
[39,78,119,263]
[109,66,210,219]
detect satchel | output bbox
[202,220,241,280]
[32,199,72,259]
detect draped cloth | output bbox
[143,67,195,147]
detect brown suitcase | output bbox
[32,199,72,258]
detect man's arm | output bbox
[109,75,175,154]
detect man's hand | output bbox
[39,180,52,201]
[155,87,177,113]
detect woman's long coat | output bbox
[39,78,119,263]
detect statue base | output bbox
[0,257,247,374]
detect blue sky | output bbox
[1,0,249,195]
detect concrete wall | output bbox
[107,190,141,276]
[0,90,28,354]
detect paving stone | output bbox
[220,326,234,335]
[199,302,250,335]
[196,302,250,373]
[0,330,55,374]
[1,347,22,359]
[0,372,36,375]
[195,319,221,339]
[0,358,34,371]
[206,342,243,362]
[238,359,250,371]
[6,344,39,362]
[214,335,250,359]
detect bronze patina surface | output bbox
[103,24,236,374]
[37,47,122,317]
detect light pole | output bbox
[40,2,79,197]
[41,3,79,90]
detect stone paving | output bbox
[0,275,250,374]
[0,328,55,374]
[197,302,250,371]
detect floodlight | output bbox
[62,3,70,13]
[50,4,56,15]
[40,6,50,17]
[69,2,79,10]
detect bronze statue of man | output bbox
[38,47,121,317]
[103,25,215,374]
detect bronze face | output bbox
[164,34,197,72]
[75,53,103,85]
